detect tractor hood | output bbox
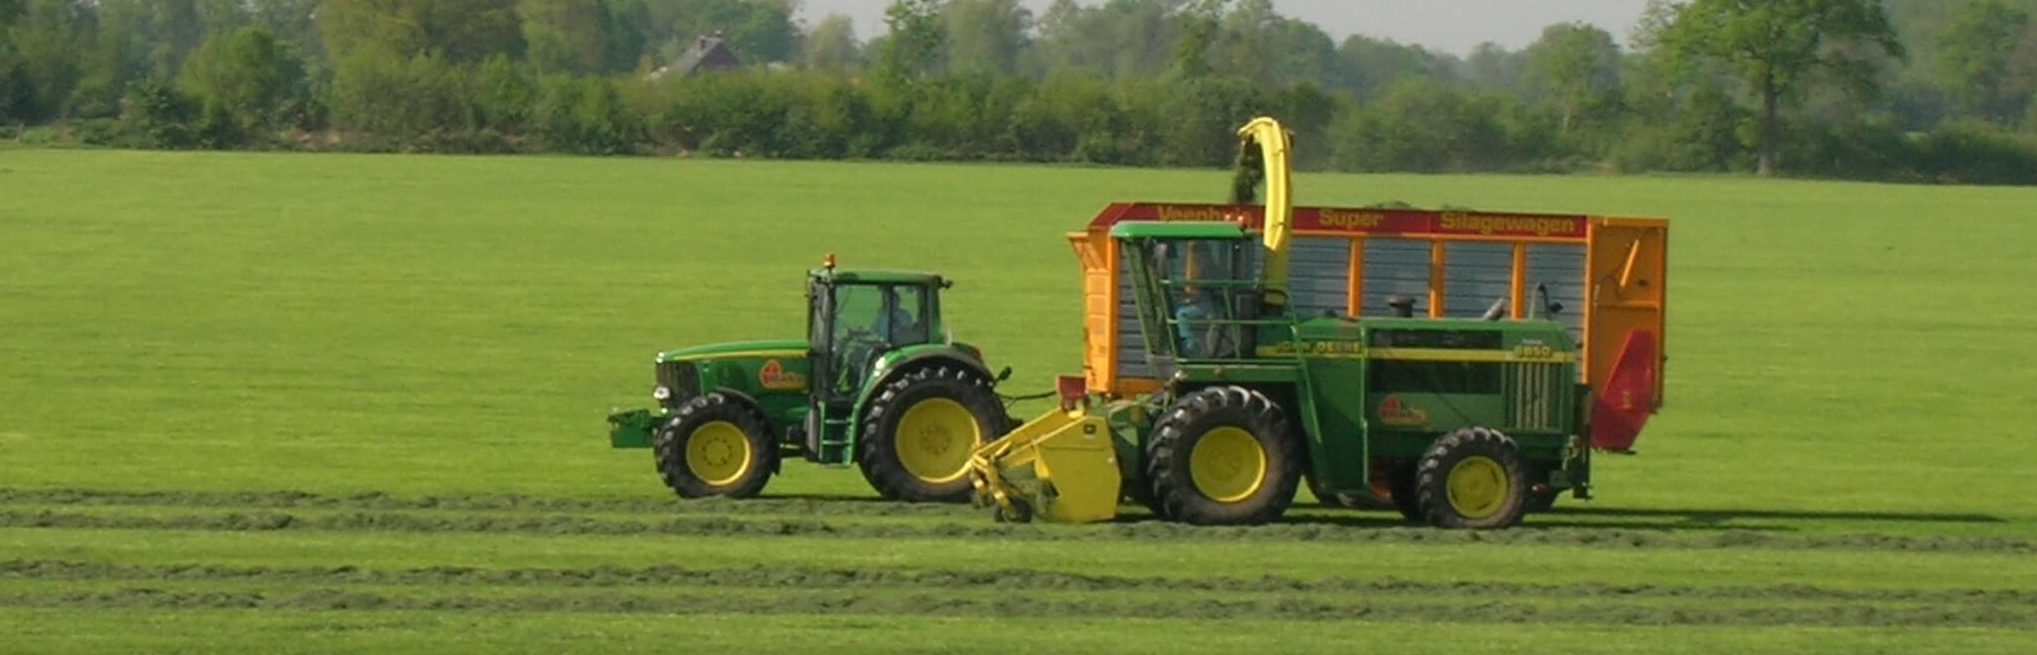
[656,340,809,363]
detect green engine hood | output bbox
[656,340,810,363]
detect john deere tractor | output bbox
[968,117,1662,528]
[607,257,1015,502]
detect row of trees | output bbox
[3,0,2035,184]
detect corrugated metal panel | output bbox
[1525,244,1587,350]
[1114,246,1152,378]
[1442,242,1514,319]
[1289,237,1351,318]
[1361,239,1432,316]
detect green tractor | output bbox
[607,256,1016,502]
[968,117,1661,528]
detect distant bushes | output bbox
[27,26,2037,186]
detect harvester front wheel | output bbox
[1144,386,1302,526]
[652,393,778,499]
[1416,427,1528,529]
[858,365,1008,503]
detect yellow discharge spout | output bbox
[1236,116,1294,305]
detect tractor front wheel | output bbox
[1144,386,1302,526]
[652,393,778,499]
[1415,427,1529,529]
[857,365,1008,503]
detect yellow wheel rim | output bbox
[895,398,981,484]
[1189,427,1268,503]
[1446,456,1508,519]
[685,421,753,487]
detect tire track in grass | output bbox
[0,586,2031,629]
[6,559,2036,607]
[1,507,2031,554]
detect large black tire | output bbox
[857,365,1008,503]
[652,393,778,499]
[1144,386,1303,526]
[1416,427,1529,529]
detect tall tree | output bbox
[519,0,614,74]
[799,13,860,71]
[316,0,523,64]
[179,26,305,136]
[873,0,944,87]
[1650,0,1906,176]
[941,0,1030,76]
[1523,22,1622,133]
[1936,0,2030,124]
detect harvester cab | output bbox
[968,116,1668,529]
[606,256,1016,504]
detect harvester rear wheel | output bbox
[1415,427,1528,529]
[1144,386,1302,526]
[652,393,778,499]
[858,365,1009,503]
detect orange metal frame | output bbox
[1066,203,1669,410]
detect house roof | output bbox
[648,31,742,81]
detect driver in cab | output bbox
[876,287,925,344]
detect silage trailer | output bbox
[968,117,1669,528]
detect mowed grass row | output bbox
[0,501,2029,554]
[5,611,2029,655]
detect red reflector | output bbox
[1056,375,1087,410]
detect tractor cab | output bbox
[806,258,949,409]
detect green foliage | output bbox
[874,0,946,89]
[114,76,199,148]
[1936,0,2031,124]
[799,14,861,72]
[316,0,523,64]
[1,0,2034,184]
[177,26,307,142]
[1523,22,1624,133]
[1328,80,1521,173]
[518,0,615,75]
[654,0,799,65]
[531,73,630,154]
[1650,0,1908,176]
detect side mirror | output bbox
[996,366,1013,382]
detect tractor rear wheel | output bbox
[652,393,778,499]
[1415,427,1529,529]
[1144,386,1302,526]
[857,365,1008,503]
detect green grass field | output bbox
[3,148,2036,652]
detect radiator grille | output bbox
[1504,362,1563,431]
[656,361,701,409]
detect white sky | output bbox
[792,0,1658,56]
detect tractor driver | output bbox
[875,286,925,344]
[1174,284,1216,358]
